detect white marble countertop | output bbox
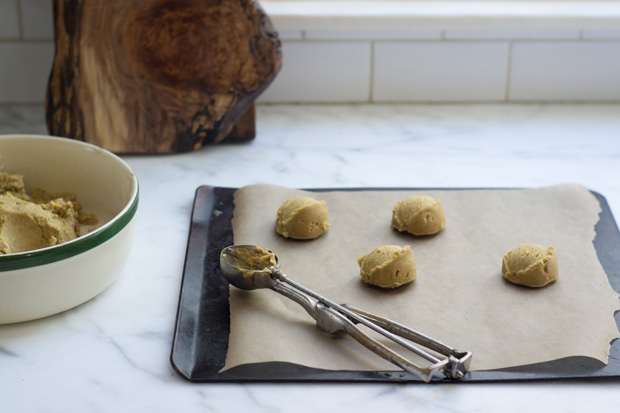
[2,103,620,412]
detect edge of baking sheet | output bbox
[170,186,620,383]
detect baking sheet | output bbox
[170,186,620,382]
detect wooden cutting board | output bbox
[46,0,282,154]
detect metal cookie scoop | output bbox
[220,244,472,382]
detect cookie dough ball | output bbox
[223,245,277,278]
[357,245,417,289]
[392,195,446,236]
[502,244,558,288]
[275,196,330,240]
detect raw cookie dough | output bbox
[502,243,558,288]
[276,196,330,240]
[357,245,417,289]
[392,195,446,236]
[0,172,96,255]
[222,245,277,277]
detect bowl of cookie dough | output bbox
[0,135,139,324]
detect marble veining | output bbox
[1,104,620,412]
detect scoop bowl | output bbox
[220,245,279,290]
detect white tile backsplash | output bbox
[1,3,619,104]
[509,41,620,101]
[0,42,54,103]
[373,42,509,102]
[0,0,20,39]
[259,41,371,103]
[305,29,441,41]
[444,30,581,40]
[582,30,620,39]
[276,29,303,40]
[20,0,54,40]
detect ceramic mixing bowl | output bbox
[0,135,139,324]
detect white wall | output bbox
[0,0,54,104]
[1,0,619,105]
[260,28,620,103]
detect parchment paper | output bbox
[224,184,620,372]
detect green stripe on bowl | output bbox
[0,190,139,272]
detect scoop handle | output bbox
[272,281,448,382]
[271,267,467,382]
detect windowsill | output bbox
[261,1,620,31]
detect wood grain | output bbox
[46,0,282,153]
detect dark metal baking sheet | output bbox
[170,186,620,383]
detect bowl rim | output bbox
[0,134,139,272]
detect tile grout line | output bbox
[505,41,514,102]
[0,38,54,43]
[368,41,375,103]
[16,0,24,40]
